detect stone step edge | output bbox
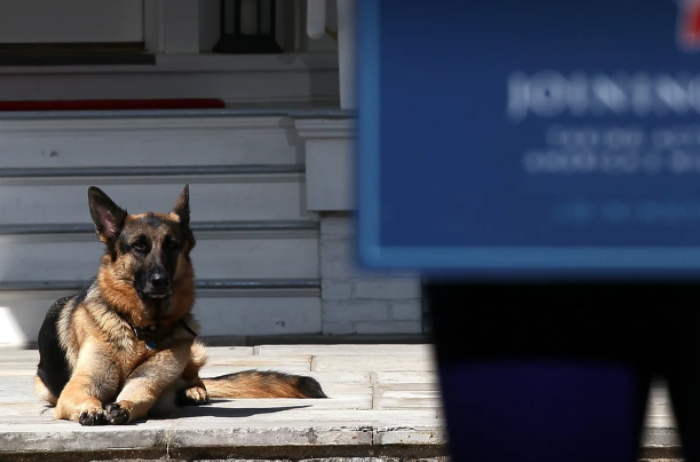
[0,444,444,462]
[0,278,321,292]
[0,443,681,462]
[10,334,431,351]
[0,164,304,179]
[202,333,431,347]
[0,220,319,236]
[0,107,356,121]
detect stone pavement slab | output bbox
[312,356,435,372]
[0,344,686,461]
[0,344,446,461]
[256,345,432,356]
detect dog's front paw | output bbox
[78,407,107,426]
[105,402,131,425]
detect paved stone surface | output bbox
[0,345,685,460]
[0,345,446,460]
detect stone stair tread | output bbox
[0,107,353,120]
[257,344,431,356]
[0,278,321,291]
[0,219,319,235]
[0,164,305,178]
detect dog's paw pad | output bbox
[78,408,107,426]
[105,402,131,425]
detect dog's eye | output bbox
[164,240,180,251]
[131,242,149,253]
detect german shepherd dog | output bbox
[34,185,326,425]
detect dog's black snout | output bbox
[141,267,172,298]
[150,271,169,288]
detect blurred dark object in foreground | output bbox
[426,282,700,462]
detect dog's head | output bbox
[87,185,196,305]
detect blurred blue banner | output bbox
[357,0,700,279]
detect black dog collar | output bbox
[120,314,198,350]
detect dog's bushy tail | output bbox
[202,370,327,399]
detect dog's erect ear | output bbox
[87,186,127,244]
[172,184,196,249]
[172,184,190,228]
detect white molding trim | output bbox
[0,115,294,133]
[0,52,339,75]
[0,173,305,187]
[295,118,355,139]
[0,229,318,244]
[295,118,356,211]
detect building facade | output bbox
[0,0,426,347]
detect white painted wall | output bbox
[320,216,423,335]
[0,1,341,105]
[0,0,144,43]
[0,53,339,104]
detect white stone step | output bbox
[0,168,309,223]
[193,291,322,337]
[0,224,319,281]
[0,284,322,346]
[0,115,301,167]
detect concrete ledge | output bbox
[0,449,448,462]
[0,345,444,461]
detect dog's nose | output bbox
[150,272,169,288]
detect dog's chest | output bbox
[110,327,154,364]
[114,342,157,381]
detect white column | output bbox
[145,0,200,54]
[307,0,357,109]
[307,0,327,39]
[337,0,357,109]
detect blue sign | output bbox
[357,0,700,279]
